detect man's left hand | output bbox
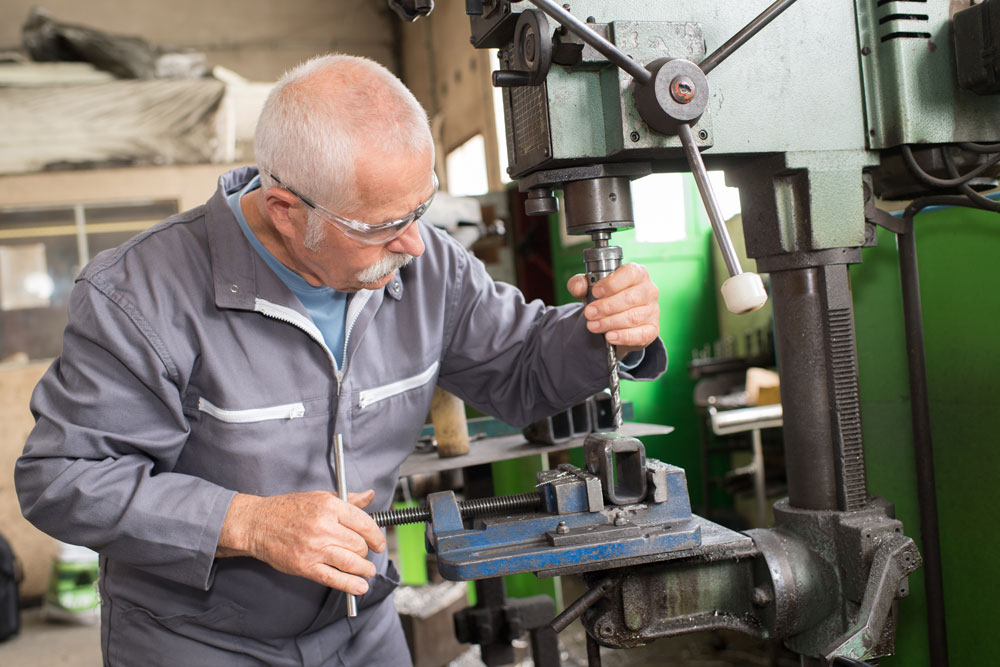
[567,262,660,356]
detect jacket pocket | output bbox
[357,361,439,409]
[108,599,259,666]
[197,397,305,424]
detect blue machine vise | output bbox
[427,433,703,580]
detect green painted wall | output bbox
[853,210,999,666]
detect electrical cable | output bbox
[940,146,1000,212]
[901,144,1000,188]
[959,141,1000,153]
[901,194,992,221]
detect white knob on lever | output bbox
[677,124,767,314]
[721,273,768,314]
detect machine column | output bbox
[767,262,867,512]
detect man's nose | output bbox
[387,220,425,257]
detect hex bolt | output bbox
[613,511,628,526]
[752,584,774,607]
[669,75,696,104]
[556,521,570,534]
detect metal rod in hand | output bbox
[334,434,358,618]
[527,0,651,84]
[677,123,742,278]
[699,0,800,74]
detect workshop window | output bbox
[631,171,741,244]
[446,134,490,197]
[0,199,177,361]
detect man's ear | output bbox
[263,187,301,240]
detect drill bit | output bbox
[583,233,625,429]
[606,342,623,428]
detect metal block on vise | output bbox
[537,464,603,514]
[523,396,594,444]
[584,432,647,505]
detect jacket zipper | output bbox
[255,293,372,391]
[358,361,439,409]
[198,397,305,423]
[341,291,372,381]
[254,297,338,372]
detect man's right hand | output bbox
[217,489,386,595]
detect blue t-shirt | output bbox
[228,176,349,369]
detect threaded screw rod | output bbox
[371,491,544,527]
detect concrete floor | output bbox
[0,604,795,667]
[0,607,101,667]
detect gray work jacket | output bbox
[15,167,666,665]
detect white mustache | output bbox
[357,252,413,283]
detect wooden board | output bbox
[0,360,57,601]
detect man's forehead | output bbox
[350,153,435,218]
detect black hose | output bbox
[901,144,1000,188]
[895,220,950,667]
[959,141,1000,153]
[940,147,1000,212]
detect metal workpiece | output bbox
[583,433,647,506]
[522,390,621,445]
[537,464,604,514]
[769,263,867,512]
[563,177,635,236]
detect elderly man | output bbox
[16,54,665,665]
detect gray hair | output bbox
[254,54,433,217]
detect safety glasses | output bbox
[268,171,437,245]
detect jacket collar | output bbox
[205,167,400,311]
